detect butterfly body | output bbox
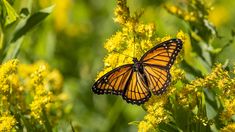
[132,58,143,72]
[92,38,183,105]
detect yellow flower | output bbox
[52,0,72,31]
[47,69,63,92]
[165,5,196,22]
[30,85,53,123]
[208,5,229,27]
[176,30,187,43]
[138,93,171,131]
[167,5,179,14]
[114,0,130,25]
[30,64,47,86]
[0,59,18,78]
[18,63,36,79]
[221,123,235,132]
[0,113,16,132]
[39,0,72,32]
[156,35,172,43]
[104,31,126,53]
[170,65,185,82]
[138,121,154,132]
[184,12,196,22]
[0,59,18,94]
[220,98,235,121]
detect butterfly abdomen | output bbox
[132,61,149,87]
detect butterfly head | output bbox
[132,58,144,72]
[133,57,139,63]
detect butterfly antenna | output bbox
[112,49,133,59]
[139,44,146,55]
[132,35,146,57]
[133,35,137,58]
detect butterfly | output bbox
[92,38,183,105]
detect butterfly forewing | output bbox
[92,64,132,95]
[122,71,151,105]
[141,39,182,69]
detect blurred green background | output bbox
[2,0,235,131]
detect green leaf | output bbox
[158,122,182,132]
[128,121,139,126]
[206,102,217,120]
[2,0,19,26]
[11,5,54,42]
[3,36,23,62]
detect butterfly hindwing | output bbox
[122,71,151,105]
[143,65,170,95]
[92,64,133,95]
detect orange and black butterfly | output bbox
[92,38,183,105]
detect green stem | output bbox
[42,108,52,132]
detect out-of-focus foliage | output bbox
[0,0,235,131]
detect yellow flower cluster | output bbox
[165,0,212,24]
[0,60,18,131]
[221,123,235,132]
[0,113,16,132]
[138,94,169,132]
[0,59,64,130]
[176,64,235,125]
[97,0,187,79]
[114,0,130,25]
[203,64,233,96]
[20,61,64,124]
[176,78,202,108]
[0,60,19,116]
[29,64,53,123]
[220,98,235,122]
[165,5,196,22]
[138,63,235,130]
[0,59,18,94]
